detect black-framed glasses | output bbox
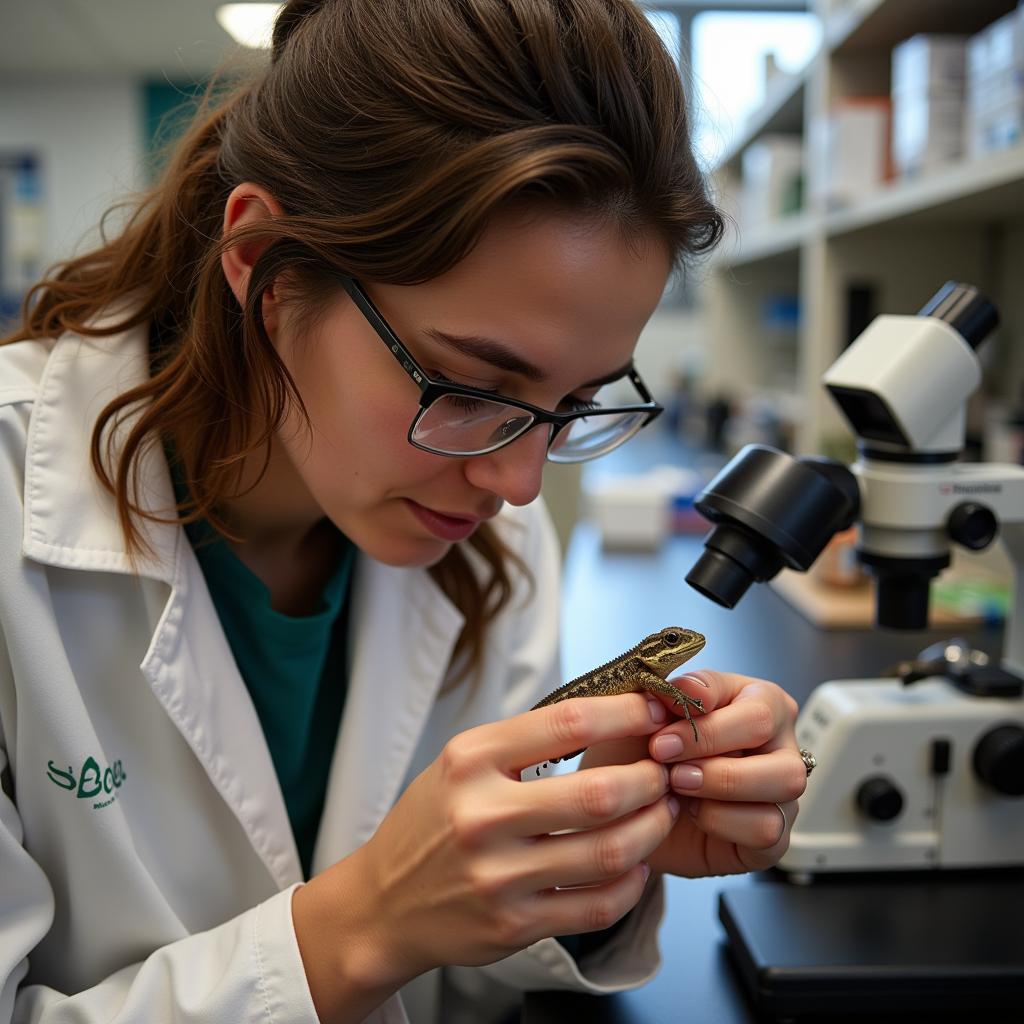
[338,276,663,463]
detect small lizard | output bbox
[530,627,708,771]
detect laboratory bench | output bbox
[522,523,1022,1024]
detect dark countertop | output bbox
[522,523,1017,1024]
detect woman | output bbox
[0,2,807,1022]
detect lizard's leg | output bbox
[633,670,706,744]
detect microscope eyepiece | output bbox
[685,446,860,608]
[918,281,999,351]
[686,524,784,608]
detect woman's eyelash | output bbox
[431,371,498,393]
[564,397,599,413]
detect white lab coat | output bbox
[0,321,664,1024]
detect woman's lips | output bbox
[404,499,482,542]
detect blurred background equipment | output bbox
[0,154,44,326]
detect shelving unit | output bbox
[824,143,1024,236]
[702,0,1024,455]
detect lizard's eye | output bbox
[664,631,680,645]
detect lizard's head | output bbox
[637,627,706,672]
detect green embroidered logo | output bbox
[47,756,126,809]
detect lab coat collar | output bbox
[22,318,178,583]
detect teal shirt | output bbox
[179,498,354,878]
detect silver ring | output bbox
[799,748,817,778]
[774,802,789,844]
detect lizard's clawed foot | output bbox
[673,695,706,744]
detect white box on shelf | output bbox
[967,94,1024,157]
[892,34,967,98]
[819,98,891,207]
[892,93,965,177]
[966,9,1023,94]
[965,8,1024,158]
[891,34,968,179]
[740,134,803,226]
[969,74,1022,116]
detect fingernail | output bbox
[667,796,681,819]
[647,698,667,724]
[671,764,704,790]
[641,860,651,882]
[654,734,684,760]
[681,672,710,689]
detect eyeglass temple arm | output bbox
[339,276,430,394]
[628,366,655,403]
[626,368,664,424]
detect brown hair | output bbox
[3,0,722,688]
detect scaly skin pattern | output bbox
[531,627,707,766]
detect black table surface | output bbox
[522,523,1015,1024]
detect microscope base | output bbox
[779,676,1024,874]
[719,875,1024,1020]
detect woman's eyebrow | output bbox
[423,327,632,388]
[424,327,547,381]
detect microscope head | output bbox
[823,282,997,455]
[686,283,1002,630]
[823,283,1000,628]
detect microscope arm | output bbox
[852,460,1024,676]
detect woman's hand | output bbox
[580,670,805,878]
[294,692,681,1022]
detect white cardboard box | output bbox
[892,93,964,176]
[891,33,969,178]
[965,8,1024,157]
[967,9,1023,96]
[967,93,1024,157]
[586,466,699,551]
[821,99,891,206]
[892,34,967,97]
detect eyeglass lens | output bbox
[410,381,648,461]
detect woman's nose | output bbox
[463,425,549,507]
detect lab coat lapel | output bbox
[139,543,304,889]
[312,556,464,870]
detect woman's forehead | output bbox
[376,211,669,362]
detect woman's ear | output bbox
[221,183,287,334]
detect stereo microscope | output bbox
[686,282,1024,877]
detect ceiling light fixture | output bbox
[215,3,284,49]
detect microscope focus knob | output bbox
[973,725,1024,796]
[946,502,998,550]
[855,776,904,821]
